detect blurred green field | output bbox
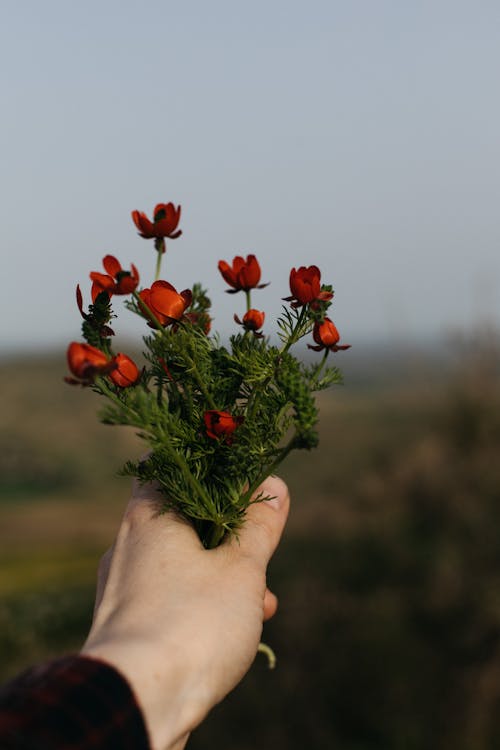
[1,339,500,749]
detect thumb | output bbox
[227,475,290,568]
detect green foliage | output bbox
[276,305,313,346]
[77,265,348,547]
[81,291,114,349]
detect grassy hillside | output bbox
[1,340,500,749]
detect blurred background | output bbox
[1,1,500,747]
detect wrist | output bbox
[81,634,204,750]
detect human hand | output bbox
[81,475,290,750]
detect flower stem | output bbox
[156,425,215,515]
[311,348,330,386]
[154,250,162,281]
[206,523,226,549]
[94,378,145,427]
[280,306,308,355]
[261,437,295,481]
[133,291,216,410]
[183,343,217,409]
[245,289,251,313]
[257,642,276,669]
[243,435,296,502]
[154,238,165,280]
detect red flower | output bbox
[76,285,90,319]
[218,255,267,293]
[109,353,140,388]
[308,318,351,352]
[131,203,182,242]
[234,309,265,335]
[90,255,140,302]
[204,410,244,442]
[139,281,192,326]
[286,266,333,308]
[65,342,116,385]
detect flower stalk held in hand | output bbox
[65,202,350,550]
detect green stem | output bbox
[133,292,216,409]
[154,238,165,280]
[157,425,215,514]
[183,342,217,409]
[243,435,296,502]
[245,371,272,423]
[261,438,295,482]
[247,307,310,423]
[311,348,330,386]
[157,372,164,408]
[100,387,214,524]
[206,523,226,549]
[95,378,145,427]
[245,289,251,313]
[280,306,308,355]
[257,642,276,669]
[152,399,214,522]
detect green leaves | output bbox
[81,292,114,349]
[277,305,313,347]
[93,313,341,546]
[75,270,347,547]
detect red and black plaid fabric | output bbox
[0,655,150,749]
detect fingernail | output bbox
[265,493,282,510]
[261,476,287,510]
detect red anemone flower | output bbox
[65,342,116,385]
[286,266,333,308]
[308,318,351,352]
[218,255,267,293]
[204,410,244,442]
[234,309,265,335]
[139,281,192,326]
[109,353,140,388]
[131,203,182,242]
[90,255,140,302]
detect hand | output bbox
[81,475,290,750]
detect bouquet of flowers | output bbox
[65,202,350,550]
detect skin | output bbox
[81,475,290,750]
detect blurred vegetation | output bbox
[1,334,500,749]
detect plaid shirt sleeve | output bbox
[0,655,151,750]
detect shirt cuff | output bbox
[0,654,150,749]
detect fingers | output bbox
[129,476,164,508]
[227,475,290,569]
[123,478,201,550]
[104,475,288,611]
[263,588,278,621]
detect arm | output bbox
[82,474,290,750]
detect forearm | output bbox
[81,636,199,750]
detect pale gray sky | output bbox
[1,0,499,352]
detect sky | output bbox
[1,0,499,353]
